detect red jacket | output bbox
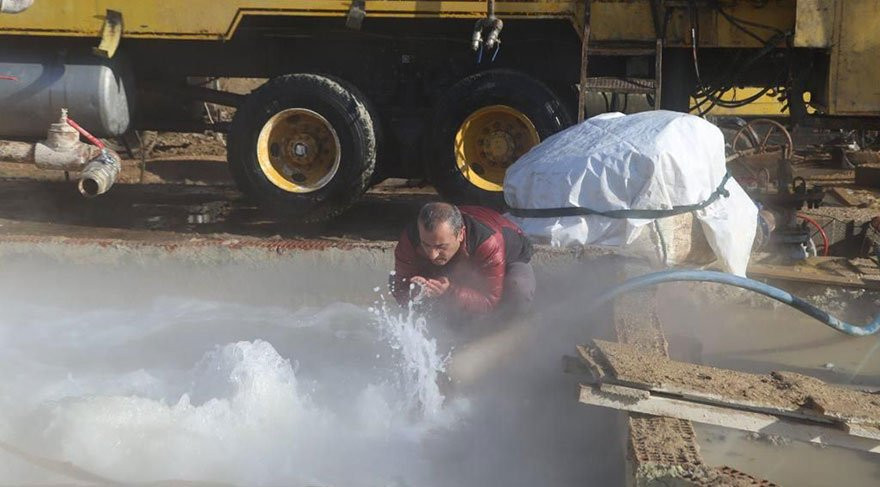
[392,206,532,314]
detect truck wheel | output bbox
[425,70,572,207]
[227,74,376,222]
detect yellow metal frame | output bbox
[0,0,793,48]
[0,1,574,40]
[828,0,880,115]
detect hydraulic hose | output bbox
[593,269,880,337]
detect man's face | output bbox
[418,221,464,266]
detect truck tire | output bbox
[425,70,572,207]
[227,73,376,222]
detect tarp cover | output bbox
[504,111,757,275]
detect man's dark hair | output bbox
[418,202,464,233]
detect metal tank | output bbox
[0,49,133,137]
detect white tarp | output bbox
[503,110,757,275]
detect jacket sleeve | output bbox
[448,237,505,314]
[392,230,420,306]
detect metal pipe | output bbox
[577,0,591,122]
[592,269,880,337]
[77,149,121,198]
[0,140,35,162]
[0,0,34,14]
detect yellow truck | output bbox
[0,1,877,219]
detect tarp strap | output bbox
[508,172,732,219]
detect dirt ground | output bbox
[0,155,437,243]
[0,117,879,248]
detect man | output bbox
[392,202,535,317]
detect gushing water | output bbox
[0,294,459,486]
[0,260,620,486]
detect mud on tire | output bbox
[424,69,572,207]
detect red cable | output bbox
[65,117,105,149]
[797,214,830,256]
[0,75,17,81]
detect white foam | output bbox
[0,298,460,486]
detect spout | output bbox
[78,149,120,197]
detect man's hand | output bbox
[422,277,450,298]
[409,276,450,298]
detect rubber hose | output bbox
[593,269,880,337]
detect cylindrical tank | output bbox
[0,49,133,137]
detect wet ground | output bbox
[657,283,880,486]
[0,158,437,243]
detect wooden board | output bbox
[747,259,880,290]
[579,383,880,454]
[581,339,880,431]
[829,186,865,207]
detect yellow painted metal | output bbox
[794,0,835,48]
[0,1,574,40]
[829,0,880,115]
[92,10,123,58]
[589,1,654,43]
[454,105,540,192]
[581,1,796,48]
[256,108,341,193]
[1,0,793,48]
[690,88,788,117]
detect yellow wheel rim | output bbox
[256,108,341,193]
[454,105,540,192]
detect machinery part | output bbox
[454,105,540,191]
[345,0,365,30]
[0,0,32,13]
[0,49,133,137]
[425,70,571,206]
[0,111,121,197]
[227,73,376,222]
[471,0,503,52]
[0,140,35,162]
[78,149,121,197]
[593,269,880,337]
[93,10,123,59]
[797,213,830,256]
[0,111,104,169]
[729,118,794,187]
[731,118,793,160]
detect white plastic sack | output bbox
[503,110,757,275]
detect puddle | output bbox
[658,284,880,486]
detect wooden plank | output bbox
[584,339,880,429]
[579,383,880,454]
[747,262,880,289]
[828,186,865,207]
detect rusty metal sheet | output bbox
[794,0,835,48]
[829,0,880,115]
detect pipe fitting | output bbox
[78,148,120,198]
[484,18,503,50]
[471,20,485,51]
